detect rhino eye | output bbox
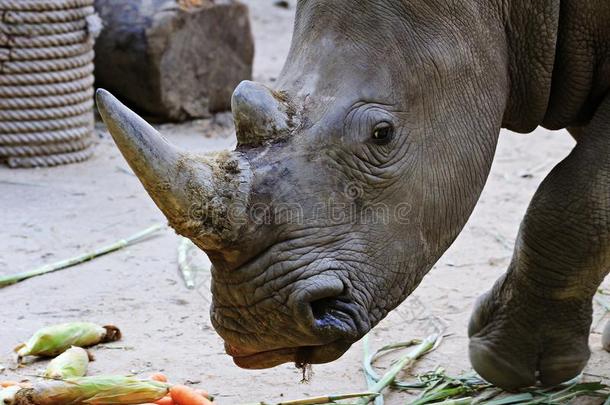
[371,123,394,145]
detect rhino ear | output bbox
[96,89,191,219]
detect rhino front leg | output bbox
[468,96,610,390]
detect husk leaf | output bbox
[43,347,90,379]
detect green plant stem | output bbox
[177,237,197,289]
[411,386,471,405]
[363,338,422,384]
[355,334,438,405]
[471,388,503,404]
[0,224,165,288]
[431,397,473,405]
[363,334,384,405]
[242,392,379,405]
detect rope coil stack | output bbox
[0,0,98,168]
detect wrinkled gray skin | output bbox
[96,0,610,391]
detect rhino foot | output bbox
[468,272,593,391]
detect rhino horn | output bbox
[96,89,252,251]
[232,80,293,145]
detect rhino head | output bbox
[98,0,516,369]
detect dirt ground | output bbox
[1,1,608,403]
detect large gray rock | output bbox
[94,0,254,121]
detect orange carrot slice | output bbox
[155,396,175,405]
[149,373,168,383]
[170,385,210,405]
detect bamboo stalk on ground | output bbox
[242,392,379,405]
[356,334,439,405]
[431,398,473,405]
[362,334,385,405]
[0,223,165,288]
[177,237,197,289]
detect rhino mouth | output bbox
[211,254,373,369]
[225,340,352,369]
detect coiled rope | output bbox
[0,20,87,36]
[0,0,93,11]
[7,148,94,168]
[3,7,95,24]
[0,0,97,168]
[0,136,93,157]
[0,99,93,121]
[0,125,91,145]
[0,51,94,74]
[2,31,88,48]
[0,88,92,109]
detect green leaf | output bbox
[482,393,534,405]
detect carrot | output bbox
[150,373,168,383]
[170,385,211,405]
[155,396,175,405]
[0,381,19,388]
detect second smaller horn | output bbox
[232,80,295,146]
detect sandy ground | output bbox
[1,1,608,403]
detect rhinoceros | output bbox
[96,0,610,390]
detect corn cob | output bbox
[13,376,169,405]
[43,346,91,379]
[15,322,121,359]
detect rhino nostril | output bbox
[311,297,341,322]
[291,276,359,339]
[309,295,360,334]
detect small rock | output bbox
[274,0,290,8]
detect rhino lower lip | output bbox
[230,346,300,369]
[228,341,351,369]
